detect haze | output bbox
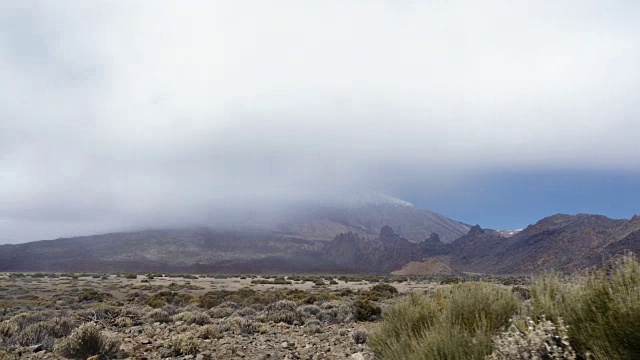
[2,0,640,243]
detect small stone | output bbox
[350,352,366,360]
[119,343,134,352]
[28,344,44,352]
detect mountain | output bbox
[0,228,342,273]
[274,195,470,243]
[2,209,637,275]
[0,194,467,273]
[0,225,451,274]
[320,225,452,273]
[440,214,640,274]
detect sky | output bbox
[1,0,640,243]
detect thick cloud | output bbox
[2,1,640,242]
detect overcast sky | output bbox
[2,0,640,243]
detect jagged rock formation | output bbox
[2,213,639,275]
[441,214,640,274]
[321,226,452,273]
[275,198,470,243]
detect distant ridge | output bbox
[438,213,640,274]
[1,212,637,275]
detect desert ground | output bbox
[0,272,462,359]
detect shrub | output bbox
[370,283,399,299]
[440,276,463,285]
[319,301,353,324]
[147,291,193,307]
[265,300,303,325]
[145,309,171,324]
[303,320,323,335]
[173,311,211,325]
[488,316,576,359]
[0,321,17,338]
[352,329,368,344]
[353,299,381,322]
[78,289,113,302]
[198,324,223,339]
[298,304,321,317]
[9,312,49,331]
[16,322,52,347]
[207,307,234,319]
[369,282,519,359]
[46,316,77,338]
[531,253,640,359]
[512,286,531,301]
[55,323,120,359]
[114,316,133,328]
[441,282,520,333]
[233,307,256,318]
[226,317,264,335]
[167,334,199,356]
[77,305,121,324]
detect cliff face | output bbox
[321,226,452,273]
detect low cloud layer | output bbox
[2,1,640,242]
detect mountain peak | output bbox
[349,192,414,208]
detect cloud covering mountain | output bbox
[1,1,640,242]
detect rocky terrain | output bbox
[0,272,436,359]
[439,213,640,274]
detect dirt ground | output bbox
[0,272,441,359]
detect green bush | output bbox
[167,334,200,356]
[145,309,171,324]
[352,328,368,344]
[369,283,399,299]
[147,291,193,307]
[198,324,223,339]
[55,323,120,359]
[369,282,519,359]
[78,288,113,302]
[16,322,51,346]
[353,299,382,322]
[319,301,353,324]
[173,311,211,325]
[531,253,640,359]
[264,300,303,325]
[0,321,17,338]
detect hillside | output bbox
[391,258,457,276]
[1,212,638,275]
[0,228,341,273]
[442,214,640,274]
[274,196,470,243]
[321,226,452,273]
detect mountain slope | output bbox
[275,198,470,243]
[445,214,640,274]
[0,228,337,273]
[321,226,452,273]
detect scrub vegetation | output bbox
[1,255,638,359]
